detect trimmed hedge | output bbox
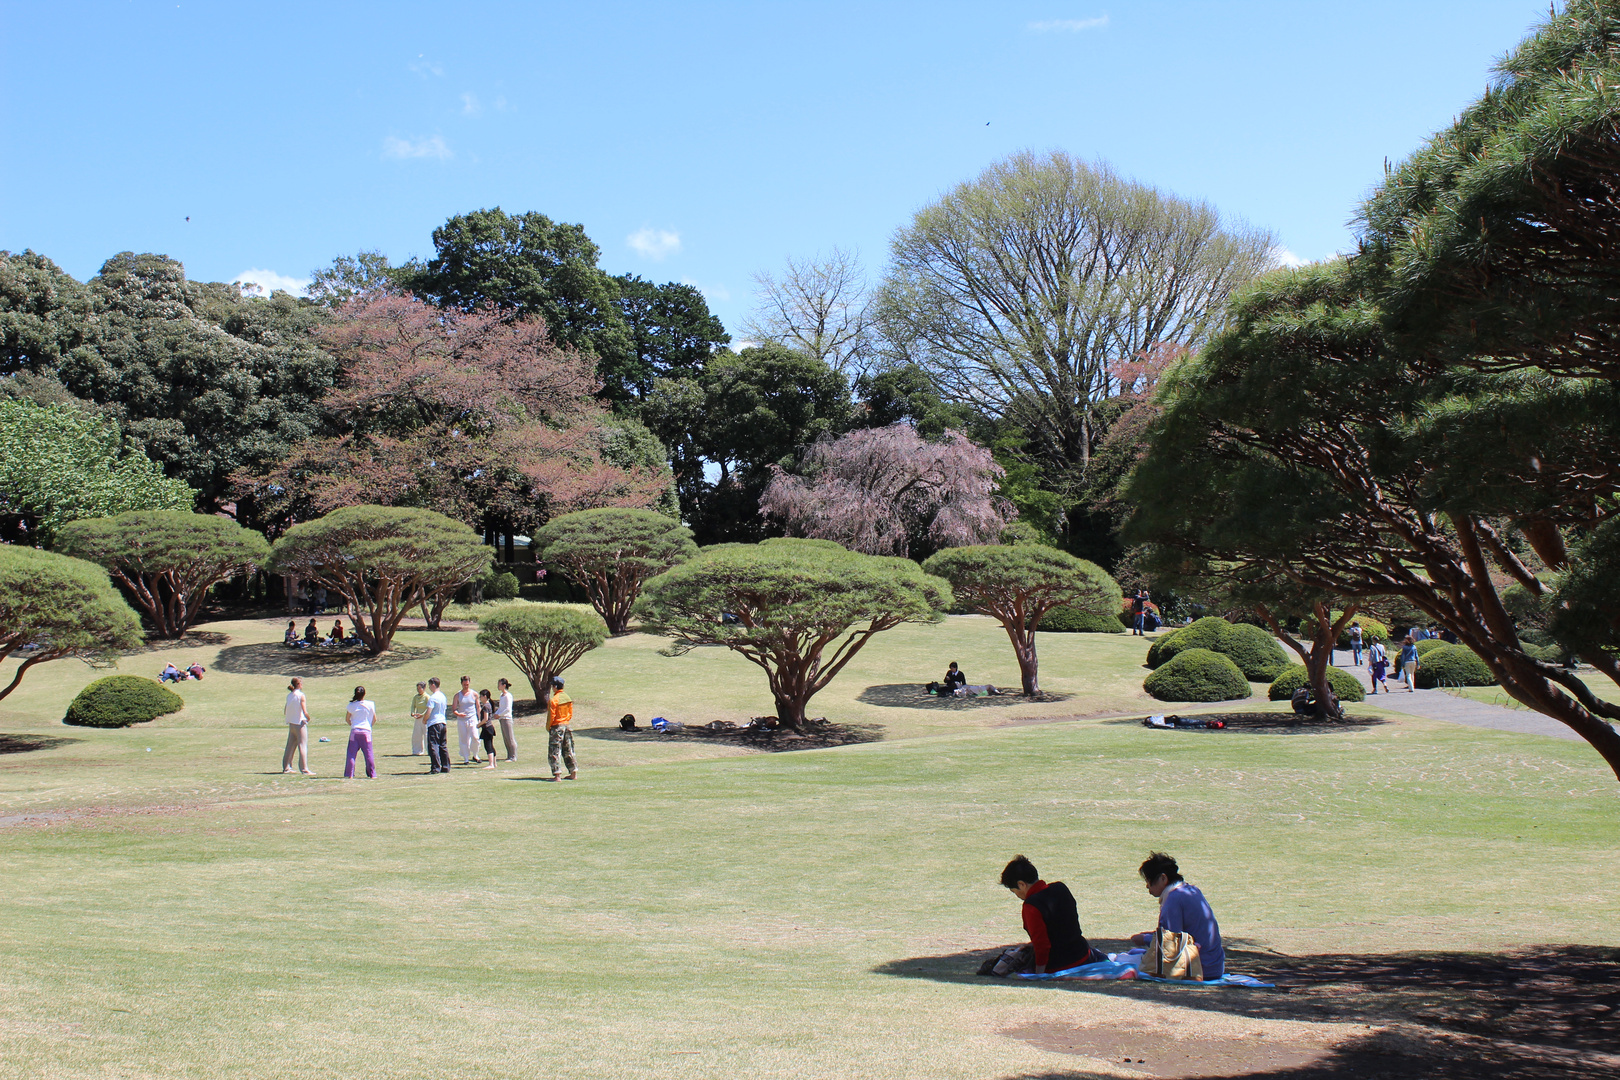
[1143,648,1251,703]
[1039,606,1126,633]
[1414,645,1495,689]
[1336,615,1389,649]
[1413,638,1449,657]
[1148,616,1288,680]
[1268,664,1367,703]
[64,676,183,728]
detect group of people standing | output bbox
[280,674,579,781]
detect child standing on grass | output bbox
[546,676,577,781]
[344,685,378,779]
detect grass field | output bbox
[2,611,1617,1078]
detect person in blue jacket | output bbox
[1130,851,1225,980]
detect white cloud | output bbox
[682,277,731,303]
[461,92,481,116]
[1028,15,1109,32]
[408,54,444,77]
[233,268,310,297]
[383,135,452,160]
[1272,245,1308,268]
[628,227,682,261]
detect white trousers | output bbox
[411,717,427,755]
[458,718,479,761]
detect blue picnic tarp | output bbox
[1016,959,1273,988]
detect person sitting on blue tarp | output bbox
[980,855,1106,976]
[1130,851,1225,980]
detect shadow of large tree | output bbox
[211,642,440,677]
[856,683,1072,710]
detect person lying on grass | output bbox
[981,855,1106,976]
[1129,851,1225,980]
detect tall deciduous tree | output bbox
[532,508,696,634]
[638,538,950,729]
[0,398,195,545]
[267,506,491,654]
[475,604,608,703]
[55,511,269,639]
[760,424,1012,558]
[923,542,1121,696]
[742,248,874,376]
[877,151,1276,490]
[0,546,143,701]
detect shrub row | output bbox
[1414,645,1496,689]
[1039,606,1125,633]
[1267,664,1367,703]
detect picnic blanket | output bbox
[1017,957,1273,988]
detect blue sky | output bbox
[1,1,1550,334]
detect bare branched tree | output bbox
[877,151,1276,490]
[741,247,874,376]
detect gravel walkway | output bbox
[1330,650,1583,742]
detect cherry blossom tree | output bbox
[759,424,1012,557]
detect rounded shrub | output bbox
[485,570,520,600]
[1152,616,1230,666]
[1268,664,1367,703]
[1039,605,1126,633]
[1414,645,1495,689]
[1222,622,1291,681]
[1336,615,1389,649]
[1145,628,1181,668]
[64,676,183,728]
[1143,648,1251,702]
[1413,638,1449,657]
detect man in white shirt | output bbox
[424,677,451,774]
[282,676,313,775]
[495,678,517,762]
[452,675,481,765]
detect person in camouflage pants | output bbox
[546,676,577,780]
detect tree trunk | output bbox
[1007,626,1040,696]
[773,691,808,731]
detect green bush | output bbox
[1336,615,1389,649]
[1143,648,1251,702]
[1414,645,1495,689]
[484,570,520,600]
[1520,627,1556,647]
[1413,638,1449,657]
[1148,616,1287,679]
[1039,606,1125,633]
[1267,664,1367,703]
[64,676,183,728]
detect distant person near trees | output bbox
[1348,621,1364,666]
[304,618,319,645]
[1131,590,1150,636]
[547,676,577,781]
[344,685,378,780]
[981,855,1104,976]
[496,678,517,762]
[1130,852,1225,980]
[284,621,298,646]
[1397,637,1421,692]
[1367,640,1390,694]
[424,677,450,775]
[409,682,429,756]
[928,662,968,696]
[282,677,312,775]
[453,675,480,765]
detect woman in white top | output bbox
[282,677,313,775]
[343,684,379,780]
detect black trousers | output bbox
[426,723,450,772]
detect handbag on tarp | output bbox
[1139,929,1203,980]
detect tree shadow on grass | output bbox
[880,943,1620,1079]
[211,642,440,677]
[123,631,231,655]
[577,721,885,752]
[1101,712,1390,735]
[0,734,81,754]
[856,683,1072,710]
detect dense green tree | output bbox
[608,274,728,406]
[0,250,94,377]
[638,538,950,729]
[853,363,976,437]
[306,250,401,307]
[267,506,491,654]
[399,208,633,376]
[0,546,143,701]
[0,398,195,545]
[56,511,269,639]
[532,508,696,634]
[922,542,1120,695]
[642,345,853,544]
[475,604,609,703]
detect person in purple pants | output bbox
[344,685,378,780]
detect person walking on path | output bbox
[477,689,498,770]
[495,678,517,762]
[343,685,378,780]
[546,676,577,781]
[1367,640,1390,694]
[282,677,313,775]
[1348,622,1364,667]
[452,675,480,765]
[409,682,429,756]
[1397,637,1421,692]
[424,677,451,775]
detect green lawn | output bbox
[2,613,1616,1078]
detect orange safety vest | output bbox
[547,692,573,728]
